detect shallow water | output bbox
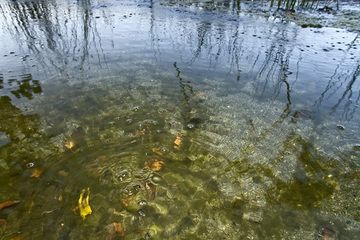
[0,0,360,239]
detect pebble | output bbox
[138,209,146,217]
[151,174,163,184]
[243,211,263,223]
[336,125,345,130]
[138,200,147,206]
[26,162,35,168]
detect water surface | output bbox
[0,0,360,239]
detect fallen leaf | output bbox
[78,188,92,220]
[145,159,164,171]
[64,140,75,149]
[151,147,165,156]
[31,168,43,178]
[174,133,182,149]
[0,200,20,211]
[9,235,24,240]
[0,218,7,228]
[113,222,125,237]
[105,222,125,240]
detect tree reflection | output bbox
[330,63,360,120]
[9,74,42,99]
[314,34,360,121]
[151,1,360,124]
[1,0,358,123]
[0,0,108,80]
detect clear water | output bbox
[0,0,360,239]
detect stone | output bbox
[243,210,263,223]
[336,125,345,130]
[352,144,360,151]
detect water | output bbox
[0,0,360,239]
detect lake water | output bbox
[0,0,360,239]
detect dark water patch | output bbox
[0,132,10,147]
[0,96,39,141]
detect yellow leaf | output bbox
[64,140,75,149]
[78,188,92,220]
[174,133,182,149]
[31,168,43,178]
[145,159,165,171]
[151,147,164,156]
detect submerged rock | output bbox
[353,144,360,152]
[336,125,345,130]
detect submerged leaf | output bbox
[0,200,20,210]
[78,188,92,220]
[151,147,165,156]
[0,218,7,229]
[145,159,165,171]
[174,133,182,149]
[31,168,43,178]
[105,222,125,240]
[64,140,75,149]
